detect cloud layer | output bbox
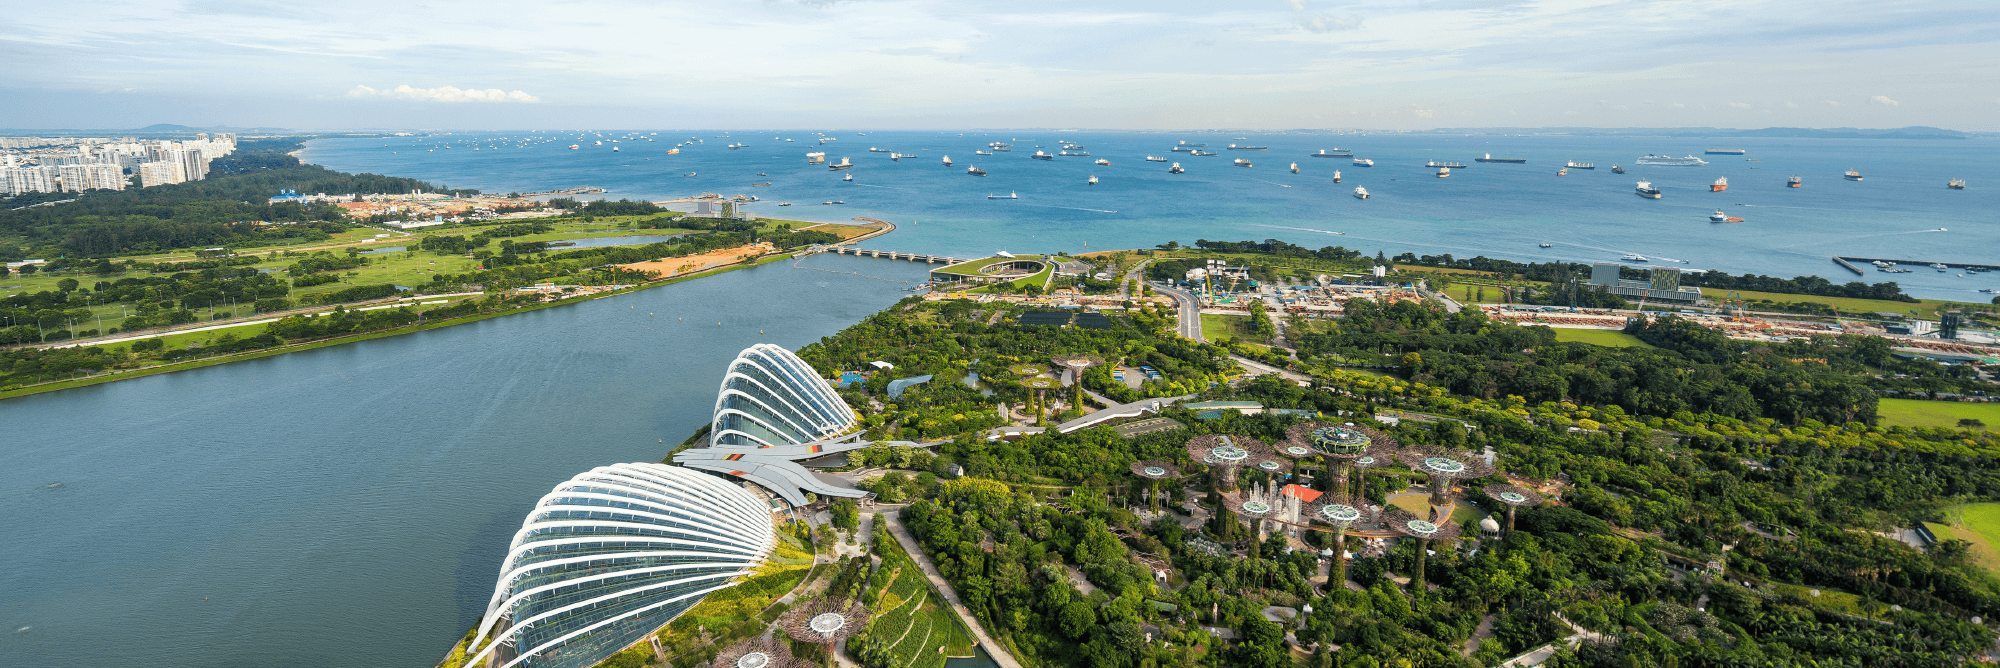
[347,85,541,103]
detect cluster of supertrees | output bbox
[773,597,870,665]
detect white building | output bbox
[2,166,59,195]
[58,164,126,191]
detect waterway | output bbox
[0,253,931,668]
[304,131,2000,301]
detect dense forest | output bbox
[791,295,1999,668]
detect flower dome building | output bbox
[462,463,775,668]
[710,343,859,449]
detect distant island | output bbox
[1413,125,1978,140]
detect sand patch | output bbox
[618,242,774,279]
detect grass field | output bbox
[1877,399,1999,430]
[1201,313,1256,341]
[1932,502,2000,578]
[1553,329,1653,348]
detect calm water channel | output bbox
[0,254,930,667]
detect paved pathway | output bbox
[880,510,1025,668]
[1152,281,1206,341]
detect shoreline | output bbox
[0,252,801,402]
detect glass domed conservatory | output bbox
[462,463,775,668]
[711,343,859,448]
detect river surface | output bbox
[305,131,2000,301]
[0,253,930,668]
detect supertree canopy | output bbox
[1400,445,1497,509]
[778,597,871,648]
[1482,483,1544,533]
[1310,494,1376,583]
[1383,506,1464,592]
[1130,460,1181,514]
[712,636,811,668]
[1285,421,1397,495]
[1185,434,1272,490]
[1225,480,1304,531]
[1349,452,1396,500]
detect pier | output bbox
[1832,257,1864,276]
[1837,256,2000,273]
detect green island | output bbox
[0,137,883,399]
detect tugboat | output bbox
[967,165,986,176]
[942,155,952,166]
[1168,162,1185,174]
[1311,149,1352,157]
[1540,242,1553,248]
[1844,169,1863,181]
[1788,176,1803,188]
[1437,167,1450,178]
[1710,176,1727,192]
[1557,167,1568,176]
[1710,210,1728,222]
[1233,158,1252,167]
[1949,179,1966,189]
[1088,175,1098,186]
[1290,162,1299,174]
[1095,158,1110,166]
[1636,180,1662,199]
[1032,151,1053,161]
[1353,186,1370,199]
[1332,170,1342,183]
[1611,165,1626,174]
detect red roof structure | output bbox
[1280,484,1322,503]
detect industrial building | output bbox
[1587,263,1703,304]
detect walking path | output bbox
[880,510,1025,668]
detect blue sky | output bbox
[2,0,1995,130]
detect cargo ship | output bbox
[1705,149,1747,155]
[869,147,890,153]
[1311,149,1353,157]
[1353,186,1370,199]
[1233,158,1252,167]
[1353,158,1374,167]
[1178,141,1206,147]
[1088,175,1098,185]
[975,150,992,155]
[1227,144,1268,151]
[1168,162,1184,174]
[1437,167,1450,178]
[1426,161,1467,169]
[1710,176,1728,192]
[1476,153,1527,164]
[1949,179,1966,189]
[1635,154,1708,166]
[1146,155,1168,162]
[1095,158,1110,166]
[967,166,986,176]
[941,155,952,166]
[1060,150,1090,157]
[1636,181,1662,199]
[828,157,853,170]
[1566,160,1594,170]
[1290,162,1299,173]
[1332,170,1341,183]
[1844,169,1862,181]
[1611,165,1625,174]
[1032,151,1053,161]
[1788,176,1801,188]
[1171,145,1194,153]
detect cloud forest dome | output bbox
[463,463,775,668]
[711,343,859,448]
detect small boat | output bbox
[1539,242,1553,248]
[1611,165,1625,173]
[1146,156,1168,162]
[942,156,953,166]
[1948,179,1966,189]
[1233,158,1252,167]
[967,166,986,176]
[1088,175,1098,185]
[1932,263,1950,271]
[1353,186,1370,199]
[869,147,889,152]
[1290,162,1299,174]
[667,148,679,155]
[1788,176,1802,188]
[1557,167,1567,176]
[1636,180,1662,199]
[569,144,579,149]
[1332,170,1342,183]
[1709,210,1741,223]
[1426,161,1467,169]
[1844,169,1863,181]
[975,150,992,155]
[1353,158,1374,167]
[1437,167,1450,178]
[728,143,740,149]
[823,200,844,205]
[611,146,619,152]
[756,172,767,176]
[1622,254,1649,262]
[593,140,602,145]
[1311,149,1352,157]
[1711,176,1728,192]
[778,202,792,206]
[843,174,853,182]
[1168,162,1184,174]
[988,191,1018,199]
[1095,158,1110,166]
[684,172,697,177]
[753,182,772,186]
[1032,151,1053,160]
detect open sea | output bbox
[304,130,2000,301]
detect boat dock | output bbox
[1837,256,2000,273]
[1832,257,1864,276]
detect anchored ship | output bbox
[987,191,1017,199]
[1437,167,1451,178]
[1234,158,1252,167]
[1844,169,1863,181]
[1705,148,1747,155]
[843,173,853,182]
[1146,155,1168,162]
[1427,161,1468,169]
[1557,167,1567,176]
[807,152,826,164]
[1353,186,1370,199]
[1636,180,1662,199]
[1949,179,1966,189]
[1095,158,1110,166]
[1311,149,1353,157]
[967,166,986,176]
[1168,162,1184,174]
[828,157,853,170]
[1178,141,1206,147]
[942,155,952,166]
[975,150,992,155]
[1611,165,1625,174]
[1171,145,1194,153]
[1032,151,1053,160]
[1476,153,1527,164]
[1788,176,1802,188]
[1191,150,1218,156]
[1710,176,1728,192]
[1088,175,1098,185]
[1290,162,1299,174]
[1332,170,1342,183]
[1635,154,1709,166]
[869,147,889,152]
[1353,158,1374,167]
[1227,144,1268,151]
[1709,210,1742,223]
[1566,160,1595,170]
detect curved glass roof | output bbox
[711,344,858,448]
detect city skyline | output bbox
[4,0,1996,131]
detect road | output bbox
[1151,280,1207,341]
[880,510,1026,668]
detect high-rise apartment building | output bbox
[58,164,126,191]
[2,166,60,195]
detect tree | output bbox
[1059,600,1097,639]
[56,278,80,292]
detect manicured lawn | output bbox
[1722,288,1959,319]
[1201,313,1254,341]
[1553,328,1653,348]
[1877,399,1999,430]
[1932,502,2000,577]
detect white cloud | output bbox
[1785,101,1797,108]
[1727,102,1751,108]
[346,85,540,103]
[1287,0,1360,33]
[1870,95,1899,106]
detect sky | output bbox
[2,0,1996,131]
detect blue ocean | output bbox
[303,131,1999,301]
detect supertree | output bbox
[1309,494,1375,584]
[1185,434,1271,492]
[1399,445,1496,515]
[1051,354,1104,407]
[711,636,811,668]
[777,597,871,662]
[1129,460,1181,515]
[1018,376,1060,425]
[1349,452,1395,502]
[1383,506,1463,593]
[1482,482,1544,534]
[1285,421,1397,495]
